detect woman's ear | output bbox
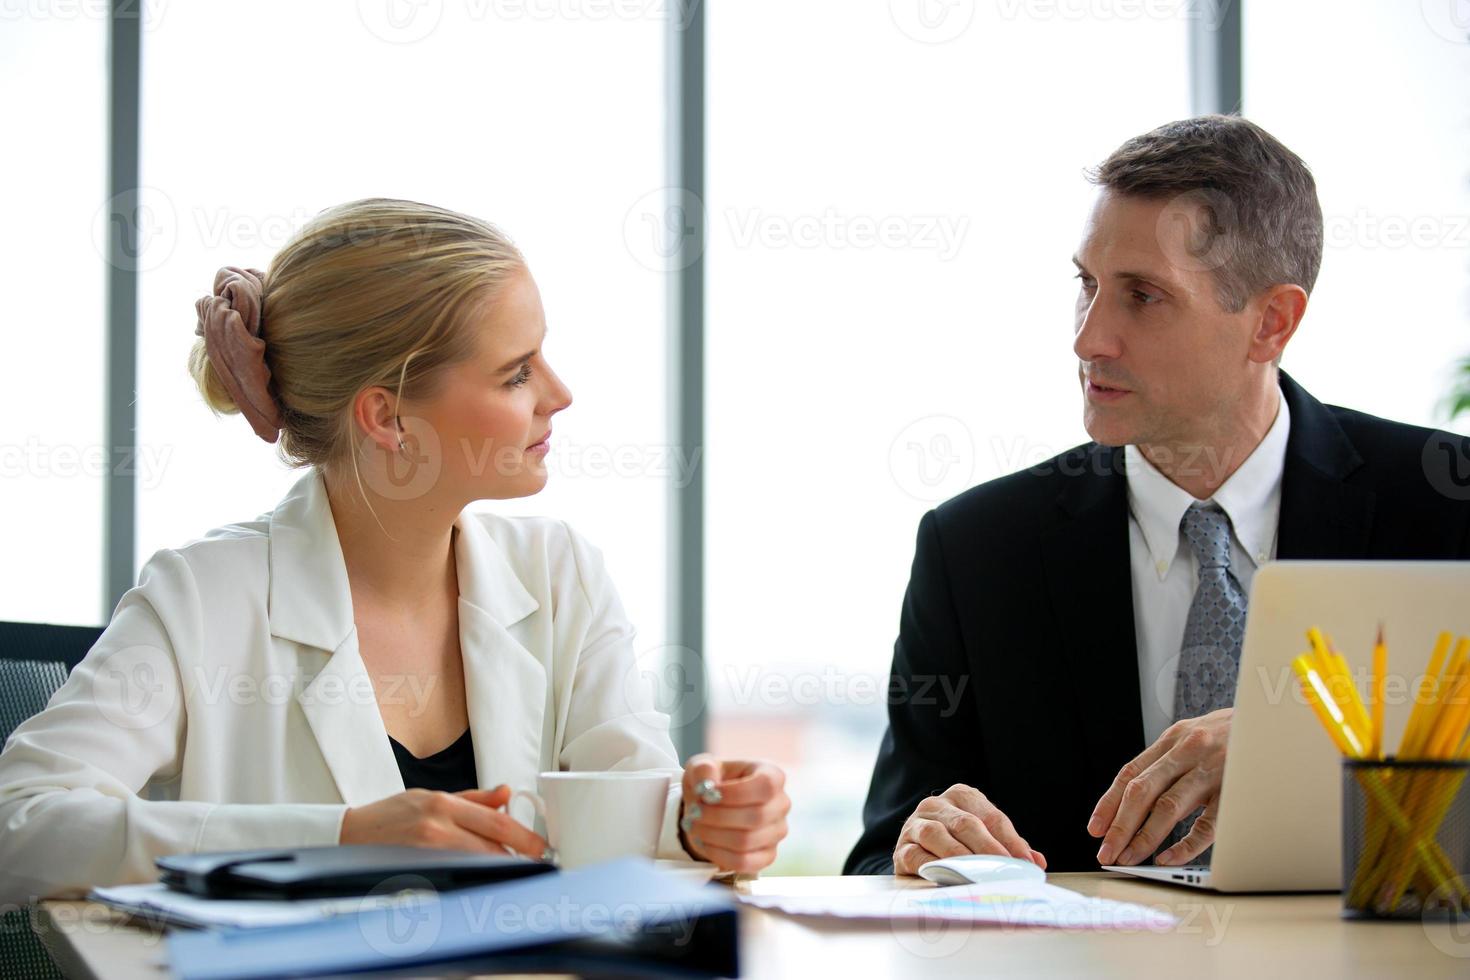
[352,385,402,454]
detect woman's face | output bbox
[397,267,573,505]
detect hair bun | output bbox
[191,266,283,443]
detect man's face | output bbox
[1071,188,1260,449]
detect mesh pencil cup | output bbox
[1341,759,1470,920]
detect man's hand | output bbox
[1088,708,1231,867]
[892,784,1046,875]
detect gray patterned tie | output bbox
[1173,504,1247,721]
[1159,504,1248,862]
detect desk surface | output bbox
[35,872,1470,979]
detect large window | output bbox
[12,0,1469,880]
[134,1,669,645]
[705,2,1191,873]
[0,15,107,625]
[1243,1,1470,431]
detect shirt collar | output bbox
[1124,391,1291,580]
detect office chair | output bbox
[0,621,104,980]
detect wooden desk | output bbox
[34,872,1470,978]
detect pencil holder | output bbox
[1342,759,1470,920]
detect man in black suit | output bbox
[845,115,1470,876]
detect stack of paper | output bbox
[90,882,433,930]
[739,879,1178,931]
[93,859,725,931]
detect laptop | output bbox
[1104,561,1470,892]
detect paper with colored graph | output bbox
[738,880,1177,930]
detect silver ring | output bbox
[694,779,723,804]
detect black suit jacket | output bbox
[844,372,1470,874]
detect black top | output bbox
[388,727,478,793]
[844,371,1470,875]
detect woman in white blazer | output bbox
[0,199,789,906]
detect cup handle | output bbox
[509,789,556,865]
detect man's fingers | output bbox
[894,842,941,876]
[1155,798,1219,866]
[1113,768,1214,865]
[904,817,970,861]
[899,790,1047,875]
[983,808,1036,862]
[934,784,989,818]
[1095,750,1192,865]
[895,844,933,876]
[934,806,994,855]
[937,804,1029,861]
[1088,738,1173,837]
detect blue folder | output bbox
[166,857,739,978]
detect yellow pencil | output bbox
[1411,640,1469,760]
[1371,625,1386,760]
[1368,636,1470,909]
[1403,633,1453,759]
[1294,632,1468,911]
[1316,632,1373,749]
[1292,655,1364,757]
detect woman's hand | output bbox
[340,784,550,860]
[677,755,790,873]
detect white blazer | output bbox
[0,468,690,905]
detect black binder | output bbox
[156,844,554,899]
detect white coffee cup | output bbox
[513,771,671,868]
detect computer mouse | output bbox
[917,854,1046,886]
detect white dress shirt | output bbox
[1127,394,1292,745]
[0,467,692,905]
